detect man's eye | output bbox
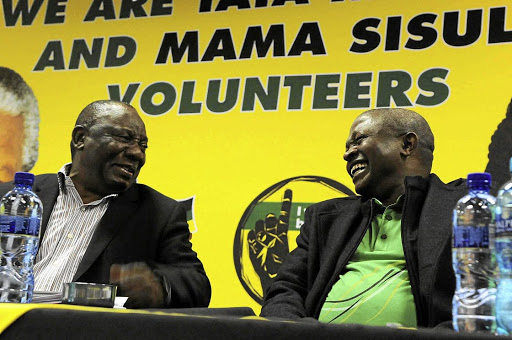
[346,135,368,150]
[355,135,367,144]
[115,135,131,143]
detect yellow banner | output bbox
[1,0,511,313]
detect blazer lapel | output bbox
[417,175,465,270]
[328,199,372,280]
[72,185,139,281]
[311,198,371,316]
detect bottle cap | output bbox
[13,172,35,186]
[467,172,491,190]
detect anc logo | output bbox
[233,176,354,304]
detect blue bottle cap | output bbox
[467,172,491,190]
[13,172,35,186]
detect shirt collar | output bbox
[372,195,404,212]
[57,163,72,194]
[57,163,118,203]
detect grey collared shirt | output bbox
[33,164,117,292]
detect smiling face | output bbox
[70,103,147,199]
[343,113,406,205]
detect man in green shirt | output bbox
[318,197,416,327]
[260,108,466,328]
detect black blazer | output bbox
[0,174,211,308]
[261,174,466,327]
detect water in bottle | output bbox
[452,172,496,333]
[0,172,42,303]
[495,158,512,335]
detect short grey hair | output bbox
[0,66,39,171]
[70,100,135,158]
[362,108,435,167]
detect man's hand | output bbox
[247,189,292,294]
[110,262,165,309]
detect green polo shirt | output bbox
[318,197,417,328]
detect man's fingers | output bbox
[122,277,163,309]
[110,264,122,283]
[110,262,152,284]
[109,262,164,308]
[278,189,293,230]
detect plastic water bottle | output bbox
[495,158,512,335]
[0,172,42,303]
[452,172,496,333]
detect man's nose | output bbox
[125,143,145,161]
[343,145,356,161]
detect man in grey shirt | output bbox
[0,100,211,308]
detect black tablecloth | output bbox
[1,306,505,340]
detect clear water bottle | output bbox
[495,158,512,335]
[452,172,496,333]
[0,172,42,303]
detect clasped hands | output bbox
[110,262,165,309]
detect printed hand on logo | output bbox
[247,189,292,295]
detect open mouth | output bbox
[350,162,367,178]
[116,164,136,177]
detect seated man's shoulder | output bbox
[127,184,189,225]
[0,173,56,191]
[308,195,360,214]
[431,173,465,188]
[131,183,181,208]
[133,183,176,200]
[445,177,466,188]
[34,173,58,183]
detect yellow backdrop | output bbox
[1,0,511,313]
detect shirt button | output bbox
[80,207,86,212]
[67,233,73,239]
[385,214,392,221]
[381,234,387,240]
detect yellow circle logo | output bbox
[233,176,354,304]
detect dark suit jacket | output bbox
[0,174,211,308]
[260,174,466,328]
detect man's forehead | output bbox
[349,114,380,133]
[93,108,146,135]
[97,105,143,124]
[104,121,147,135]
[97,103,136,118]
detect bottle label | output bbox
[453,225,489,248]
[496,216,512,236]
[0,215,40,236]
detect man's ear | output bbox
[401,132,419,157]
[71,126,87,151]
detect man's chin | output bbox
[107,177,135,193]
[354,181,371,198]
[353,170,372,194]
